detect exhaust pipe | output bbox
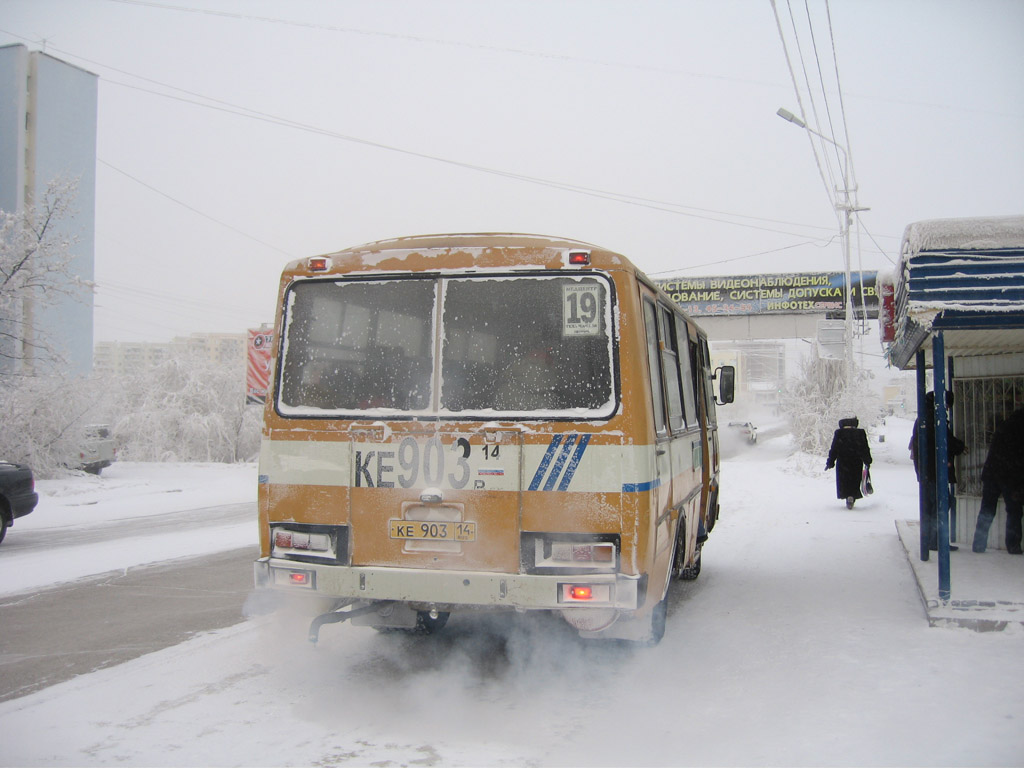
[308,601,393,644]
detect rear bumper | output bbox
[254,557,641,611]
[10,491,38,521]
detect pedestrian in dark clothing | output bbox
[910,391,966,550]
[826,416,872,509]
[971,408,1024,554]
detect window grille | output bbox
[952,376,1024,495]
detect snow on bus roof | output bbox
[342,232,608,255]
[285,233,634,273]
[902,214,1024,256]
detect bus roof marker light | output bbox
[308,257,329,272]
[568,250,590,266]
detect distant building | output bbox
[93,341,170,377]
[173,332,247,367]
[881,376,916,415]
[711,342,786,412]
[94,333,247,378]
[0,44,98,375]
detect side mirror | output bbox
[714,365,735,405]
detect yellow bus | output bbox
[254,234,734,644]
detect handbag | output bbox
[861,467,874,496]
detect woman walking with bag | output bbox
[826,416,873,509]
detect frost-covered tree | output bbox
[0,347,261,477]
[0,372,115,476]
[113,348,261,463]
[780,351,882,455]
[0,177,90,374]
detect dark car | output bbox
[0,461,39,544]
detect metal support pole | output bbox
[933,333,951,603]
[916,350,928,561]
[842,205,854,387]
[948,358,957,537]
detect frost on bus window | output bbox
[440,276,613,414]
[279,279,435,412]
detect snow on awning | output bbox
[903,215,1024,255]
[888,215,1024,369]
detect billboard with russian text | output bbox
[653,272,878,318]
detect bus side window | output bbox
[643,299,667,435]
[689,337,704,421]
[658,305,685,432]
[674,315,697,427]
[700,338,718,424]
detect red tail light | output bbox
[560,583,611,603]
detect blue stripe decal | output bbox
[529,435,564,491]
[543,435,578,491]
[622,478,662,493]
[557,434,592,491]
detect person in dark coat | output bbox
[971,408,1024,554]
[910,391,966,550]
[825,416,872,509]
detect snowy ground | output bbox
[0,462,256,596]
[2,417,1023,767]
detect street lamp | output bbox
[776,107,867,386]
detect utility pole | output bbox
[838,194,869,387]
[777,107,867,389]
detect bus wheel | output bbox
[670,519,687,581]
[680,541,702,581]
[415,610,450,634]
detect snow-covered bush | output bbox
[0,372,115,476]
[780,351,882,456]
[113,350,260,464]
[0,348,261,477]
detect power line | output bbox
[98,160,293,256]
[803,0,846,182]
[825,0,857,192]
[1,22,899,260]
[104,0,790,91]
[786,0,837,198]
[0,25,847,244]
[96,74,843,242]
[770,1,839,221]
[858,221,897,266]
[647,236,840,276]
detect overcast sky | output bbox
[1,0,1022,343]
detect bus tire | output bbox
[671,516,699,581]
[680,541,702,581]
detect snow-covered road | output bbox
[1,417,1022,766]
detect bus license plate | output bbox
[389,520,476,542]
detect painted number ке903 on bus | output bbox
[254,234,734,645]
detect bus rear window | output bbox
[277,274,615,418]
[279,278,436,412]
